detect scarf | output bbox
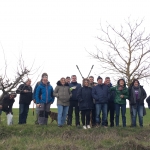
[132,86,141,104]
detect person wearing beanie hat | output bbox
[92,76,110,128]
[33,73,49,124]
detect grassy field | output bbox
[0,108,150,150]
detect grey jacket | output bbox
[54,81,72,106]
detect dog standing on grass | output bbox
[49,111,58,123]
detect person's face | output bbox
[66,78,71,83]
[71,76,77,82]
[42,77,48,84]
[105,78,110,85]
[61,79,66,85]
[97,79,103,84]
[10,95,16,99]
[134,81,139,87]
[89,77,94,83]
[84,81,89,87]
[119,80,124,86]
[26,80,31,86]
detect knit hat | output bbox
[97,76,102,81]
[42,73,48,78]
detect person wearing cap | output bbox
[0,92,16,123]
[92,76,110,128]
[33,73,48,124]
[16,79,33,124]
[35,75,54,125]
[67,75,81,127]
[65,76,71,84]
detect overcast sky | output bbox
[0,0,150,108]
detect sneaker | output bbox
[83,125,87,129]
[87,125,91,129]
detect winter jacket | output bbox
[33,80,42,100]
[53,81,72,106]
[16,84,33,105]
[110,80,128,105]
[128,85,146,105]
[1,95,14,113]
[69,82,81,101]
[35,82,54,104]
[77,86,94,110]
[107,83,115,103]
[146,96,150,107]
[92,84,110,104]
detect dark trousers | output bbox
[19,104,29,124]
[81,109,91,126]
[67,101,80,126]
[91,104,96,126]
[107,102,115,126]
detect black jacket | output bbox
[2,95,15,113]
[128,85,147,105]
[16,84,33,105]
[77,86,94,111]
[146,96,150,106]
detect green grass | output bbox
[0,108,150,150]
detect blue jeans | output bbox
[131,104,143,127]
[19,104,29,124]
[57,105,69,126]
[115,104,126,127]
[95,103,107,126]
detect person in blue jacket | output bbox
[77,78,94,129]
[92,76,110,128]
[35,74,54,125]
[67,75,81,127]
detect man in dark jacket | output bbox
[92,76,110,128]
[105,77,115,127]
[67,75,81,127]
[16,79,33,124]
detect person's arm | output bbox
[53,86,59,98]
[51,87,55,103]
[16,84,25,94]
[69,87,72,98]
[8,100,14,114]
[110,86,116,91]
[35,86,41,104]
[142,88,147,101]
[76,87,82,102]
[92,87,98,100]
[33,83,39,100]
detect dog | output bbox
[49,111,58,123]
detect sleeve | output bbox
[35,86,41,104]
[69,87,72,98]
[51,87,55,103]
[76,87,82,102]
[33,83,38,100]
[92,87,98,100]
[53,86,59,98]
[16,84,25,94]
[146,96,150,104]
[110,87,116,91]
[8,100,14,113]
[123,88,129,99]
[142,88,147,101]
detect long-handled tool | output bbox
[87,65,94,78]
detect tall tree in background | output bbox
[89,19,150,87]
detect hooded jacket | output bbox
[69,82,81,101]
[53,81,72,106]
[35,82,54,104]
[110,79,128,105]
[16,84,33,105]
[128,85,147,105]
[92,84,110,104]
[77,86,94,110]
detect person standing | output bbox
[77,79,94,129]
[16,79,33,124]
[54,78,72,127]
[105,77,115,127]
[92,76,110,128]
[33,73,48,124]
[67,75,81,127]
[89,76,97,127]
[129,79,147,127]
[35,75,54,125]
[110,79,128,127]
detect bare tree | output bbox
[89,19,150,87]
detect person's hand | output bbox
[24,90,28,93]
[36,104,41,108]
[0,105,2,109]
[120,95,124,98]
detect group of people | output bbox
[0,72,150,129]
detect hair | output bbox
[131,79,140,86]
[89,76,94,79]
[66,76,70,79]
[82,78,89,86]
[71,75,76,78]
[42,73,48,78]
[117,79,126,86]
[25,78,31,83]
[105,77,110,80]
[60,77,66,82]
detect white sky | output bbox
[0,0,150,108]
